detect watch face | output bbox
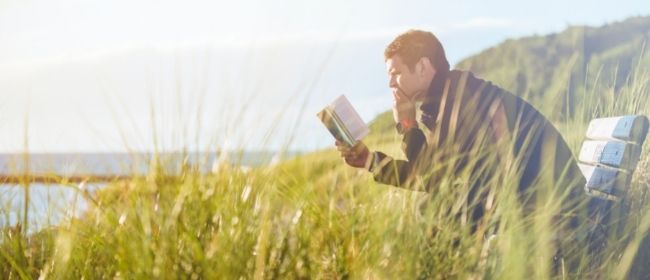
[396,120,418,135]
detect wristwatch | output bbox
[396,119,418,135]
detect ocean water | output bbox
[0,151,296,232]
[0,183,103,232]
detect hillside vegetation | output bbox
[456,16,650,121]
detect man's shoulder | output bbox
[450,70,546,118]
[448,70,514,100]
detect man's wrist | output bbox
[396,119,418,134]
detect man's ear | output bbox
[418,57,434,76]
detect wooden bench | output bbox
[578,115,649,201]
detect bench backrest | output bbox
[578,115,649,201]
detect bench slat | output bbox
[579,163,629,198]
[578,140,640,170]
[586,115,649,143]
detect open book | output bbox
[317,95,370,147]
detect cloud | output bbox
[334,17,515,42]
[452,17,515,30]
[0,16,517,72]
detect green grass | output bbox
[2,66,650,279]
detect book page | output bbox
[330,95,369,141]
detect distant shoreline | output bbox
[0,150,303,177]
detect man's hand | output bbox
[335,140,370,169]
[393,90,417,124]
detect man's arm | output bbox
[368,127,427,189]
[336,89,429,190]
[335,122,428,190]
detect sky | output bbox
[1,0,649,153]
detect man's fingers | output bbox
[397,101,414,109]
[394,89,409,101]
[336,140,366,166]
[337,145,350,152]
[341,150,355,157]
[352,143,365,153]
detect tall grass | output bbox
[1,62,650,279]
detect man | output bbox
[335,30,590,241]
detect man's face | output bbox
[386,55,426,101]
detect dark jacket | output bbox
[368,70,586,219]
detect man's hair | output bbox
[384,30,450,73]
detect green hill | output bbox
[455,16,650,120]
